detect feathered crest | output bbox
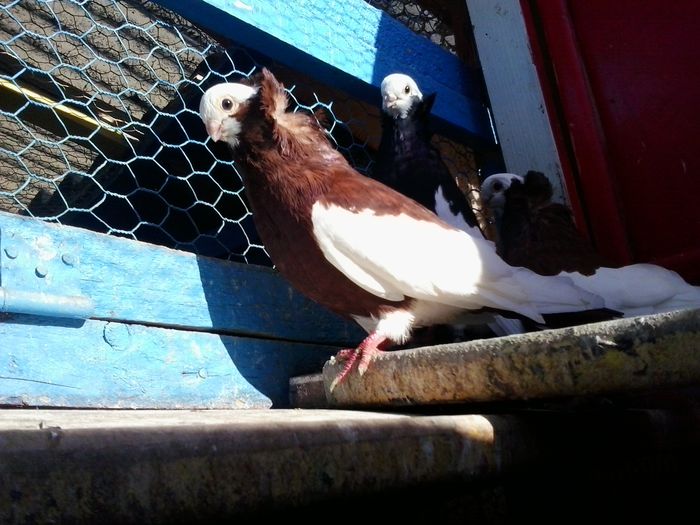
[256,68,335,158]
[257,67,289,122]
[417,92,437,118]
[503,171,554,213]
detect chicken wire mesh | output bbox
[368,0,457,55]
[0,0,483,265]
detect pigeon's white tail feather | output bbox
[487,316,526,337]
[504,267,605,314]
[564,264,700,317]
[466,269,604,326]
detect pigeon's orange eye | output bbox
[221,98,233,111]
[403,85,410,94]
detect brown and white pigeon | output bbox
[199,68,613,388]
[482,170,606,275]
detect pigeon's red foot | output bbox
[329,332,391,391]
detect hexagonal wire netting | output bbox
[0,0,483,267]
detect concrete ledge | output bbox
[2,408,700,524]
[317,309,700,408]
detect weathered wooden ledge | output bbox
[0,409,497,523]
[294,308,700,408]
[2,408,700,524]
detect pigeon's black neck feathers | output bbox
[371,92,479,229]
[376,93,436,175]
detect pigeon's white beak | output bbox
[384,94,397,107]
[205,120,223,142]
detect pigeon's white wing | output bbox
[311,202,603,323]
[309,227,405,301]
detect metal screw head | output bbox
[4,247,18,259]
[35,266,48,278]
[61,253,76,266]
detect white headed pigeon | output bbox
[481,170,700,316]
[371,73,481,236]
[480,172,524,236]
[199,68,615,388]
[482,170,606,275]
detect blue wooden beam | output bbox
[0,316,339,408]
[0,211,364,345]
[151,0,496,146]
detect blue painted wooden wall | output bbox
[0,315,342,409]
[0,212,363,408]
[152,0,496,146]
[0,0,493,409]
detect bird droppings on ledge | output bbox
[292,308,700,408]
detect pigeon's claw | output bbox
[329,332,390,391]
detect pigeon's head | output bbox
[380,73,423,119]
[480,173,524,219]
[199,82,258,147]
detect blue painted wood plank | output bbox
[0,314,340,408]
[151,0,495,145]
[0,211,365,345]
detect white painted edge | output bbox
[465,0,569,204]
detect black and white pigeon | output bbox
[199,68,619,388]
[481,170,700,316]
[371,73,525,338]
[371,73,482,236]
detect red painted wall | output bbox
[524,0,700,283]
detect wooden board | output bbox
[151,0,495,146]
[0,210,364,345]
[2,408,699,523]
[0,315,340,408]
[466,0,569,202]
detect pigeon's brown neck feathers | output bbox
[499,172,606,276]
[236,71,339,207]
